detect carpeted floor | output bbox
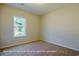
[0,40,79,56]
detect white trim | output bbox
[43,39,79,51]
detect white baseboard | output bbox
[0,39,41,50]
[43,39,79,51]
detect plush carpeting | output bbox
[0,40,79,56]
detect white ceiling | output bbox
[7,3,68,15]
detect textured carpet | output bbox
[0,40,79,56]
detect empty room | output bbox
[0,3,79,56]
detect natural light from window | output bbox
[14,16,26,37]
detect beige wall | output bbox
[42,4,79,51]
[0,5,2,47]
[0,4,41,48]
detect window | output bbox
[14,16,26,37]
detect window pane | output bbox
[14,16,26,37]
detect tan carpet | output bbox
[0,40,79,56]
